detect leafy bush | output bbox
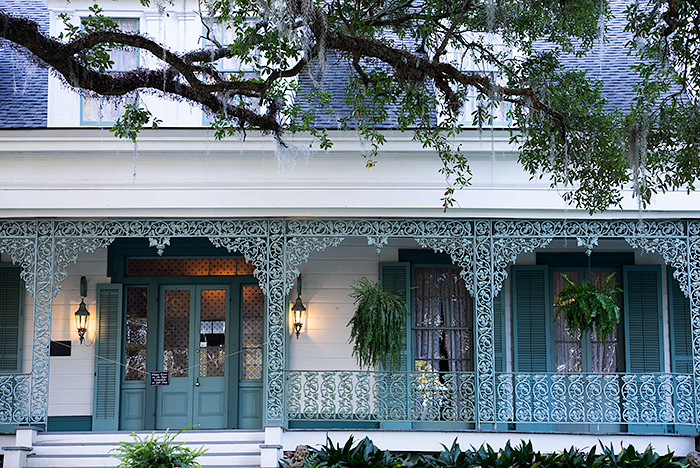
[307,436,403,468]
[111,428,206,468]
[295,437,687,468]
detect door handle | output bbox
[195,377,200,387]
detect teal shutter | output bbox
[624,266,663,373]
[93,283,122,431]
[379,263,411,427]
[493,291,505,373]
[379,262,411,372]
[668,269,692,374]
[512,266,550,372]
[0,265,23,373]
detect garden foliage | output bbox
[290,436,687,468]
[111,428,206,468]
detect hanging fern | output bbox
[347,278,408,372]
[555,273,622,345]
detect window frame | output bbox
[80,17,140,126]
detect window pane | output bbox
[413,267,472,373]
[241,286,263,380]
[125,286,148,380]
[199,289,226,377]
[163,290,190,378]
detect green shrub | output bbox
[301,437,688,468]
[111,427,206,468]
[310,436,403,468]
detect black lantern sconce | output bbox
[75,276,90,344]
[291,275,306,339]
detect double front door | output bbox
[157,285,230,429]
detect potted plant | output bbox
[347,278,408,372]
[111,427,206,468]
[555,273,622,344]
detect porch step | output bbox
[25,430,264,468]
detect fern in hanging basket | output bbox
[347,277,408,372]
[555,273,622,345]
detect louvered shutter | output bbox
[493,291,505,373]
[0,265,23,372]
[624,266,663,373]
[93,283,122,431]
[512,266,550,372]
[379,262,410,427]
[669,269,692,374]
[379,263,411,372]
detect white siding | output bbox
[289,237,419,371]
[20,249,111,417]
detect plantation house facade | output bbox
[1,1,700,468]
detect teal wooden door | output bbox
[156,285,230,429]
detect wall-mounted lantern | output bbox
[291,275,306,339]
[75,276,90,344]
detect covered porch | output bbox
[1,218,699,440]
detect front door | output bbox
[156,285,229,429]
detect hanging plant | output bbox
[555,273,622,345]
[347,277,408,372]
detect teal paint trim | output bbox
[623,265,664,374]
[668,267,693,374]
[537,252,634,269]
[288,420,380,429]
[398,249,453,265]
[511,265,551,373]
[47,416,92,432]
[493,291,505,373]
[108,238,248,279]
[0,264,23,373]
[93,283,123,432]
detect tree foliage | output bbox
[1,0,699,211]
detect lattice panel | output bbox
[125,349,147,381]
[126,259,155,276]
[155,258,182,276]
[163,290,190,377]
[201,290,226,320]
[126,258,251,276]
[126,286,148,318]
[237,258,255,275]
[183,258,208,276]
[242,286,263,380]
[200,348,225,377]
[210,258,236,275]
[125,287,148,380]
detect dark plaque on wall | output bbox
[150,371,170,386]
[50,340,72,356]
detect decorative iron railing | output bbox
[0,374,31,424]
[285,371,697,427]
[286,370,476,422]
[496,372,696,426]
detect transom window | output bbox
[125,257,254,277]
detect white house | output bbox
[1,1,699,467]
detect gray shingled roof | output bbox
[552,0,641,112]
[296,47,438,130]
[298,0,641,127]
[0,0,49,128]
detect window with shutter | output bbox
[0,265,23,373]
[512,266,550,373]
[669,270,692,374]
[93,283,123,431]
[623,265,663,373]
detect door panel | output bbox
[194,288,228,428]
[157,287,195,429]
[156,286,229,430]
